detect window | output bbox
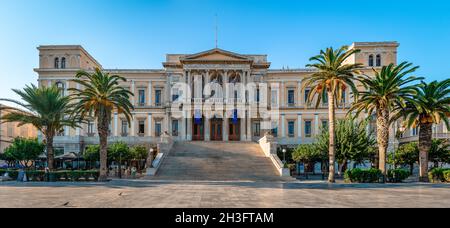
[155,89,162,106]
[271,127,278,137]
[304,88,311,103]
[342,89,347,104]
[155,122,162,137]
[138,120,145,136]
[255,89,260,103]
[87,121,95,136]
[121,120,128,136]
[288,121,295,137]
[368,55,374,67]
[172,120,179,136]
[138,89,146,106]
[288,89,295,106]
[322,120,328,130]
[305,120,312,138]
[54,58,59,69]
[172,88,180,102]
[412,127,419,136]
[322,92,328,104]
[61,57,66,69]
[376,55,381,67]
[253,122,261,137]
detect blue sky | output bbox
[0,0,449,101]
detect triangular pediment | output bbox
[182,48,251,62]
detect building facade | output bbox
[34,42,449,154]
[0,104,38,153]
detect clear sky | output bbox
[0,0,449,101]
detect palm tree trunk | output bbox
[46,134,55,171]
[376,107,389,182]
[98,112,110,182]
[419,122,432,182]
[327,91,336,183]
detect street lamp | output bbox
[282,149,287,164]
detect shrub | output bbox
[428,168,450,183]
[344,168,382,183]
[387,169,411,183]
[444,170,450,182]
[26,170,46,181]
[0,169,19,180]
[0,169,100,182]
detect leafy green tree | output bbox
[349,62,421,179]
[70,68,134,181]
[131,145,148,171]
[429,139,450,168]
[304,46,363,182]
[83,145,100,169]
[314,118,376,174]
[0,85,79,170]
[292,144,324,173]
[395,80,450,181]
[3,138,45,168]
[108,141,131,178]
[388,142,419,174]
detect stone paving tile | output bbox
[0,180,449,208]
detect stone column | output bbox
[165,113,170,134]
[131,80,135,106]
[180,117,185,141]
[130,115,135,136]
[223,70,228,102]
[114,113,119,137]
[240,111,246,141]
[281,114,286,138]
[148,113,153,137]
[76,83,81,136]
[148,81,153,106]
[280,81,285,108]
[223,115,229,142]
[187,116,192,141]
[205,117,210,141]
[165,76,170,106]
[298,80,302,106]
[314,114,319,136]
[297,114,302,143]
[247,113,252,141]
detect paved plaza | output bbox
[0,180,448,208]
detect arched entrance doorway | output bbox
[210,118,223,141]
[192,116,204,141]
[229,118,241,141]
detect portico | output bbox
[168,48,269,142]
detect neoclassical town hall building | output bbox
[34,42,449,154]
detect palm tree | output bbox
[349,62,421,180]
[304,46,363,182]
[396,80,450,182]
[70,68,134,182]
[0,84,78,170]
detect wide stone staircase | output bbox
[150,141,284,182]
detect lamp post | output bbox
[282,148,287,164]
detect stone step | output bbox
[149,141,283,181]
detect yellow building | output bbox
[34,42,448,154]
[0,104,38,153]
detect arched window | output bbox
[376,54,382,67]
[61,57,66,69]
[54,57,59,69]
[368,55,374,67]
